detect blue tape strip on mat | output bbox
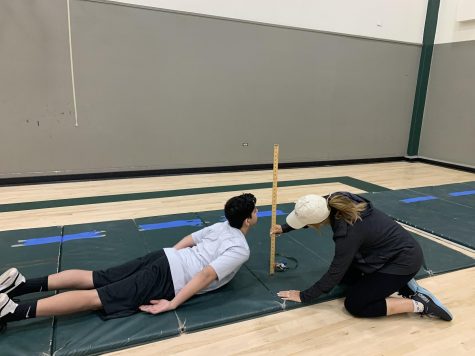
[138,211,286,231]
[138,219,203,231]
[12,231,105,247]
[401,196,437,203]
[257,210,286,217]
[449,190,475,197]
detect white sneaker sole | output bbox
[0,293,18,318]
[0,268,25,295]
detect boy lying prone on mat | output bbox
[0,193,258,331]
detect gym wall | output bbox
[419,0,475,168]
[0,0,426,178]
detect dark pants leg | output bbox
[344,271,417,318]
[92,250,166,288]
[340,265,365,286]
[97,265,174,317]
[93,250,175,318]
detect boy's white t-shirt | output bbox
[164,221,250,295]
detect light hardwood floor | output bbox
[1,161,474,355]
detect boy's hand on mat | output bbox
[277,290,301,302]
[270,225,283,236]
[139,299,175,314]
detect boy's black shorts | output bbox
[93,249,175,319]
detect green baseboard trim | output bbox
[0,177,389,213]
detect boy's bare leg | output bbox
[48,270,94,290]
[36,289,102,316]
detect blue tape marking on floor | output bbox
[139,219,203,231]
[401,196,438,203]
[214,210,287,222]
[449,190,475,197]
[12,231,105,247]
[140,211,288,231]
[257,210,286,217]
[21,235,63,246]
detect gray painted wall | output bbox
[0,0,420,178]
[420,40,475,168]
[0,0,76,176]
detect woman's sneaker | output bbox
[0,293,18,323]
[407,279,453,321]
[0,268,25,296]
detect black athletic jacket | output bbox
[282,192,423,303]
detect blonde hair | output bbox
[326,193,367,225]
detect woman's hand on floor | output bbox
[277,290,301,302]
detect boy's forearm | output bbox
[173,235,195,250]
[170,266,217,309]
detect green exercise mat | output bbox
[138,212,281,332]
[52,220,180,356]
[136,212,204,252]
[2,202,474,355]
[408,181,475,209]
[0,227,61,356]
[365,185,475,249]
[174,266,282,332]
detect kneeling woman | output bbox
[271,192,452,321]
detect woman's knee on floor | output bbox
[344,296,367,317]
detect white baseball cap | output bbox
[286,194,330,229]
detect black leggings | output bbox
[342,267,417,317]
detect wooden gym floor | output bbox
[0,161,474,355]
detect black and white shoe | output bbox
[0,293,18,324]
[398,283,415,298]
[408,279,453,321]
[0,268,25,296]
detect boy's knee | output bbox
[88,290,103,310]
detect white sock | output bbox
[412,300,424,313]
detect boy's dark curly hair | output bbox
[224,193,257,229]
